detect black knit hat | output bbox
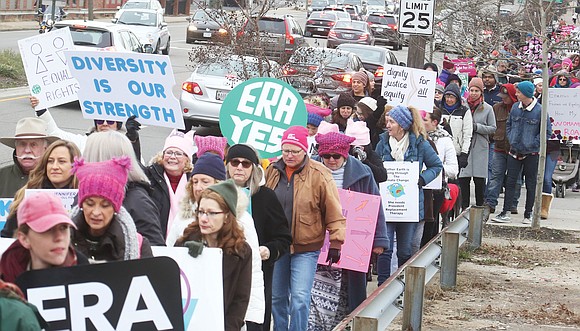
[191,153,226,180]
[337,92,356,109]
[226,144,259,165]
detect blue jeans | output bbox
[485,151,522,209]
[502,154,539,218]
[272,251,320,331]
[377,222,418,286]
[543,151,559,194]
[485,142,495,199]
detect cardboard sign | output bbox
[0,198,13,231]
[381,64,436,112]
[16,257,184,331]
[379,161,420,222]
[65,50,184,129]
[152,247,224,331]
[219,77,307,159]
[450,58,476,77]
[547,88,580,140]
[25,189,78,213]
[18,27,79,110]
[317,189,381,272]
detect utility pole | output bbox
[88,0,94,20]
[406,35,427,69]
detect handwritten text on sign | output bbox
[381,64,436,112]
[18,27,79,110]
[379,161,420,222]
[219,78,307,159]
[318,189,381,272]
[65,50,184,129]
[547,88,580,140]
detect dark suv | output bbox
[239,15,307,63]
[365,12,402,50]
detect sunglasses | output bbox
[95,119,117,125]
[321,154,342,160]
[229,159,253,168]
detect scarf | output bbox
[389,132,410,161]
[164,172,189,237]
[467,95,483,112]
[428,126,452,143]
[442,101,459,115]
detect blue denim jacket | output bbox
[506,100,552,155]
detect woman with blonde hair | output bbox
[1,139,80,238]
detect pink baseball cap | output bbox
[18,192,77,233]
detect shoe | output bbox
[511,207,518,214]
[482,204,493,222]
[572,183,580,193]
[522,217,532,224]
[541,193,553,219]
[492,211,511,223]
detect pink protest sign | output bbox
[318,188,381,272]
[451,58,477,77]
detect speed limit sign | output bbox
[398,0,434,35]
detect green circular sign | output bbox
[219,77,307,159]
[32,84,41,94]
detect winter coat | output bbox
[491,101,513,153]
[459,102,496,178]
[0,153,28,199]
[507,98,552,155]
[484,85,503,106]
[223,242,252,331]
[428,127,459,180]
[71,206,153,262]
[439,91,473,155]
[124,180,165,246]
[375,131,443,220]
[265,157,346,253]
[0,280,48,330]
[358,144,388,184]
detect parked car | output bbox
[327,20,374,48]
[54,20,153,53]
[304,11,341,37]
[308,0,329,15]
[115,9,170,54]
[180,56,280,128]
[336,43,404,88]
[365,11,401,50]
[323,6,352,21]
[238,14,307,63]
[282,47,363,97]
[186,9,229,44]
[114,0,163,20]
[343,5,362,20]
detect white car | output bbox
[115,9,170,54]
[114,0,164,20]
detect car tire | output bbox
[154,40,160,54]
[162,38,170,55]
[391,43,398,51]
[398,42,403,50]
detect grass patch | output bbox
[0,49,27,89]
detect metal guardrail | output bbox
[333,206,484,331]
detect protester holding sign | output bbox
[70,156,153,261]
[265,126,346,331]
[225,143,292,331]
[0,192,88,283]
[2,140,81,238]
[82,131,165,246]
[375,105,442,284]
[176,180,252,331]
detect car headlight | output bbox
[188,25,197,31]
[218,28,227,34]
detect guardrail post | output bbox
[402,266,426,331]
[468,206,484,249]
[353,316,378,331]
[440,231,459,290]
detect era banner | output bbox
[65,50,184,129]
[380,161,420,222]
[381,64,436,112]
[18,27,79,110]
[317,189,381,272]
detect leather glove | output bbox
[458,152,469,168]
[125,115,141,142]
[418,176,426,188]
[326,248,341,265]
[184,240,204,258]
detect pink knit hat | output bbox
[281,126,309,152]
[73,156,131,212]
[344,118,370,146]
[164,129,195,159]
[316,132,355,159]
[195,135,228,160]
[562,57,573,68]
[317,121,339,135]
[306,103,332,117]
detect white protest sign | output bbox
[152,246,224,331]
[25,189,78,214]
[423,169,442,190]
[398,0,435,35]
[379,161,420,222]
[381,64,436,112]
[65,50,185,129]
[547,88,580,140]
[0,238,15,260]
[0,198,13,232]
[18,27,79,110]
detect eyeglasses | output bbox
[559,77,568,81]
[95,119,117,125]
[230,159,253,168]
[321,154,342,160]
[435,91,443,95]
[282,149,303,156]
[196,210,225,219]
[164,150,185,158]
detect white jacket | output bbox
[435,135,459,180]
[38,110,89,153]
[441,109,473,155]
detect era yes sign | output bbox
[398,0,434,35]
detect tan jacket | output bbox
[265,158,345,254]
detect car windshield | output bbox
[367,15,396,25]
[123,2,149,9]
[310,11,336,19]
[335,21,366,30]
[312,0,328,6]
[197,59,277,78]
[340,47,383,63]
[336,12,350,20]
[67,27,113,47]
[192,10,225,23]
[118,11,157,26]
[290,49,349,69]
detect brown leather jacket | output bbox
[492,102,512,153]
